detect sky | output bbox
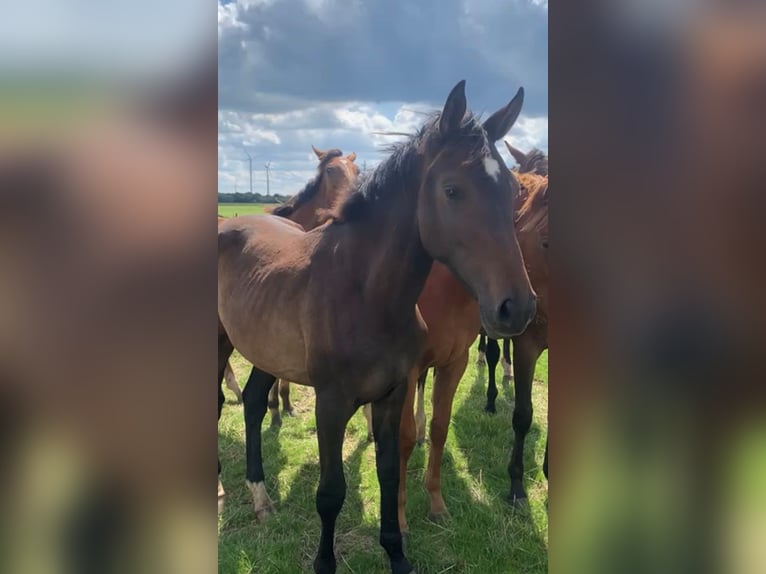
[218,0,548,196]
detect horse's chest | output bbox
[308,324,424,400]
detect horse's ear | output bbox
[504,140,528,166]
[312,145,326,160]
[483,87,524,142]
[439,80,467,135]
[346,152,357,162]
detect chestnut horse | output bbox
[218,81,536,574]
[396,168,550,532]
[218,147,358,408]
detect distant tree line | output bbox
[218,192,290,204]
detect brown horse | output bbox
[218,148,358,408]
[218,81,536,574]
[396,167,550,531]
[504,140,549,177]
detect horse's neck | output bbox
[291,184,342,231]
[289,204,319,231]
[341,176,432,318]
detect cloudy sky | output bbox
[218,0,548,196]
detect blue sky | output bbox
[218,0,548,195]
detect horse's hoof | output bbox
[427,511,449,524]
[254,502,275,522]
[367,433,375,443]
[283,408,296,417]
[416,438,426,447]
[270,417,282,429]
[313,556,337,574]
[508,493,529,509]
[483,404,496,414]
[391,557,414,574]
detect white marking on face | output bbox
[483,156,500,182]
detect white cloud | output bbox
[218,101,548,196]
[217,0,547,197]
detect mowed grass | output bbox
[218,342,548,573]
[218,203,272,217]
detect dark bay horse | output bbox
[218,148,358,409]
[397,169,550,531]
[218,81,536,574]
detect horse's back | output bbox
[218,214,304,254]
[218,214,312,383]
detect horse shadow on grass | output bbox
[217,407,290,531]
[263,435,378,571]
[451,361,548,567]
[386,367,543,574]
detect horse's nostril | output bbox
[498,299,514,323]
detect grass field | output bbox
[218,343,548,573]
[218,203,272,217]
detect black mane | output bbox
[334,111,490,222]
[272,149,343,218]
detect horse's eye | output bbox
[541,239,549,250]
[444,186,457,199]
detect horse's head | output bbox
[272,146,359,230]
[505,141,548,176]
[312,145,359,197]
[515,172,550,317]
[416,80,537,338]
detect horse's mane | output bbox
[506,140,548,177]
[332,112,491,223]
[271,149,344,218]
[517,148,548,176]
[515,172,549,235]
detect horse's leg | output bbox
[415,370,428,446]
[218,332,234,487]
[312,391,356,574]
[425,352,468,522]
[268,380,281,428]
[397,368,419,534]
[476,332,487,365]
[243,367,278,520]
[280,379,295,417]
[502,338,513,379]
[362,404,374,442]
[373,380,413,574]
[484,338,500,413]
[508,334,543,505]
[223,361,243,404]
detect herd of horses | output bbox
[218,81,549,574]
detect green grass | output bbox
[218,342,548,573]
[218,204,272,217]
